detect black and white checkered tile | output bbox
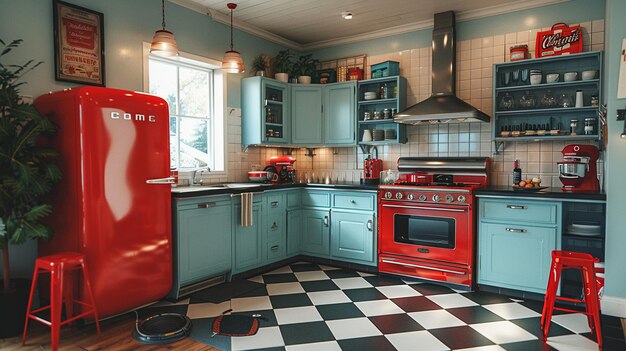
[145,262,609,351]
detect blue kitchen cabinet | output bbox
[287,209,302,256]
[478,222,557,294]
[291,85,323,144]
[265,192,287,263]
[300,209,331,257]
[233,201,264,274]
[324,81,356,145]
[330,211,376,265]
[477,198,560,294]
[171,195,232,298]
[242,77,290,149]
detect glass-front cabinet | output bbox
[242,77,290,149]
[492,51,603,151]
[357,76,407,145]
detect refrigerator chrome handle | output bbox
[146,177,176,185]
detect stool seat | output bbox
[541,250,602,349]
[22,252,101,351]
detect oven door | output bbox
[379,201,471,265]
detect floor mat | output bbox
[190,280,265,304]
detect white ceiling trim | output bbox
[170,0,570,52]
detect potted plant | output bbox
[252,54,267,76]
[0,39,61,338]
[272,49,293,82]
[293,54,319,84]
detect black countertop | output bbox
[171,182,379,198]
[475,186,606,201]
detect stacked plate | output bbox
[384,129,396,140]
[566,222,601,236]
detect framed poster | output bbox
[53,0,105,86]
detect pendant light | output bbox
[221,3,244,73]
[150,0,179,56]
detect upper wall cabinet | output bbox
[492,51,603,151]
[357,76,407,146]
[242,77,356,148]
[242,77,290,150]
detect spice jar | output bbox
[383,109,391,119]
[364,112,371,121]
[570,119,578,135]
[591,95,599,107]
[373,111,382,120]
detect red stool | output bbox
[540,250,602,349]
[22,252,101,350]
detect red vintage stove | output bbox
[378,157,490,289]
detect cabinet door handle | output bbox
[506,227,527,233]
[197,202,217,208]
[271,245,279,251]
[271,222,278,230]
[367,219,373,231]
[351,200,357,204]
[323,216,329,227]
[506,205,528,209]
[271,201,279,207]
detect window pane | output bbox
[149,60,177,115]
[178,117,210,168]
[179,67,209,117]
[169,116,178,168]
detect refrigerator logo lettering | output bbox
[110,111,156,123]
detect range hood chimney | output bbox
[394,11,490,124]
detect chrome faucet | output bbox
[190,167,210,186]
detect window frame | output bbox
[142,42,226,174]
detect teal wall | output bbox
[603,0,626,305]
[309,0,605,60]
[0,0,287,108]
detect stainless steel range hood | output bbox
[394,11,490,124]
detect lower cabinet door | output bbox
[233,203,263,273]
[287,209,302,256]
[178,203,232,284]
[330,211,375,264]
[300,209,330,257]
[478,222,557,293]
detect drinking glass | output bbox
[500,71,511,87]
[511,69,520,85]
[520,68,530,84]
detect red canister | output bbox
[510,45,529,61]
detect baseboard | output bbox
[601,295,626,317]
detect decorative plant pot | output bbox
[297,75,312,84]
[0,279,31,338]
[274,73,289,82]
[255,70,265,77]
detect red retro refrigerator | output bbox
[34,87,174,318]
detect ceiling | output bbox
[172,0,567,50]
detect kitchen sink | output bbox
[171,183,267,193]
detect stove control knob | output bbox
[395,192,404,200]
[432,194,440,202]
[407,193,415,200]
[457,195,467,203]
[418,194,427,201]
[384,191,393,199]
[445,194,454,203]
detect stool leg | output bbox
[541,261,562,340]
[80,260,101,336]
[22,265,40,345]
[582,266,602,348]
[64,269,74,321]
[50,264,64,351]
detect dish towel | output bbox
[241,192,253,227]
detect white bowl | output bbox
[546,73,559,83]
[530,75,542,85]
[564,72,578,81]
[582,70,597,80]
[364,92,377,100]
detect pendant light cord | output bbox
[229,6,234,50]
[161,0,166,30]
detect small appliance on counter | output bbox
[362,148,383,185]
[557,144,600,192]
[266,155,296,184]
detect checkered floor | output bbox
[144,261,607,351]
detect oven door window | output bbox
[394,215,455,249]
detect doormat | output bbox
[190,280,264,303]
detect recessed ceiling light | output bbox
[341,11,353,20]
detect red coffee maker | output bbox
[363,148,383,185]
[557,144,600,191]
[268,155,296,184]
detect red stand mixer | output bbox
[557,144,600,192]
[363,147,383,185]
[266,155,297,184]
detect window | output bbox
[147,51,225,171]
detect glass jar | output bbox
[518,91,537,109]
[499,92,515,110]
[591,95,599,107]
[570,119,578,135]
[364,111,371,121]
[559,93,572,108]
[584,117,596,135]
[373,111,382,120]
[541,90,558,108]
